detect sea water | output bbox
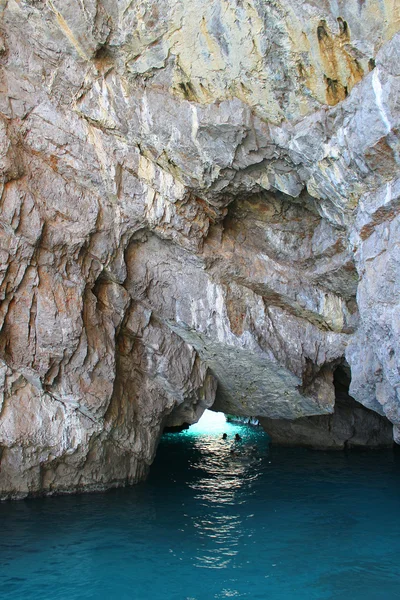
[1,411,400,600]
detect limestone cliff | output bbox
[0,0,399,498]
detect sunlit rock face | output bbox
[0,1,399,497]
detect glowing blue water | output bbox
[1,415,400,600]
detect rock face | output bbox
[260,366,394,449]
[0,1,399,498]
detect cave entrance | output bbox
[162,409,261,436]
[189,409,228,432]
[156,408,269,478]
[333,362,352,401]
[163,409,227,434]
[152,408,269,489]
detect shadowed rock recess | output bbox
[0,0,399,498]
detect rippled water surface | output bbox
[1,412,400,600]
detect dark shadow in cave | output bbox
[333,362,353,401]
[259,361,394,450]
[163,422,191,434]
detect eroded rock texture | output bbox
[0,0,399,497]
[260,365,394,449]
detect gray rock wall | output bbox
[260,366,394,449]
[0,1,399,497]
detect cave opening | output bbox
[162,361,394,452]
[156,408,270,487]
[154,407,270,494]
[333,361,352,402]
[187,409,228,432]
[162,409,261,437]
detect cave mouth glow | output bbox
[187,409,227,434]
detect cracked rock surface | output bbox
[0,0,399,497]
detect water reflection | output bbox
[1,414,400,600]
[164,413,269,571]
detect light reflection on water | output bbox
[177,414,267,572]
[1,413,400,600]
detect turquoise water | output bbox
[1,413,400,600]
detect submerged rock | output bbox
[0,1,399,497]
